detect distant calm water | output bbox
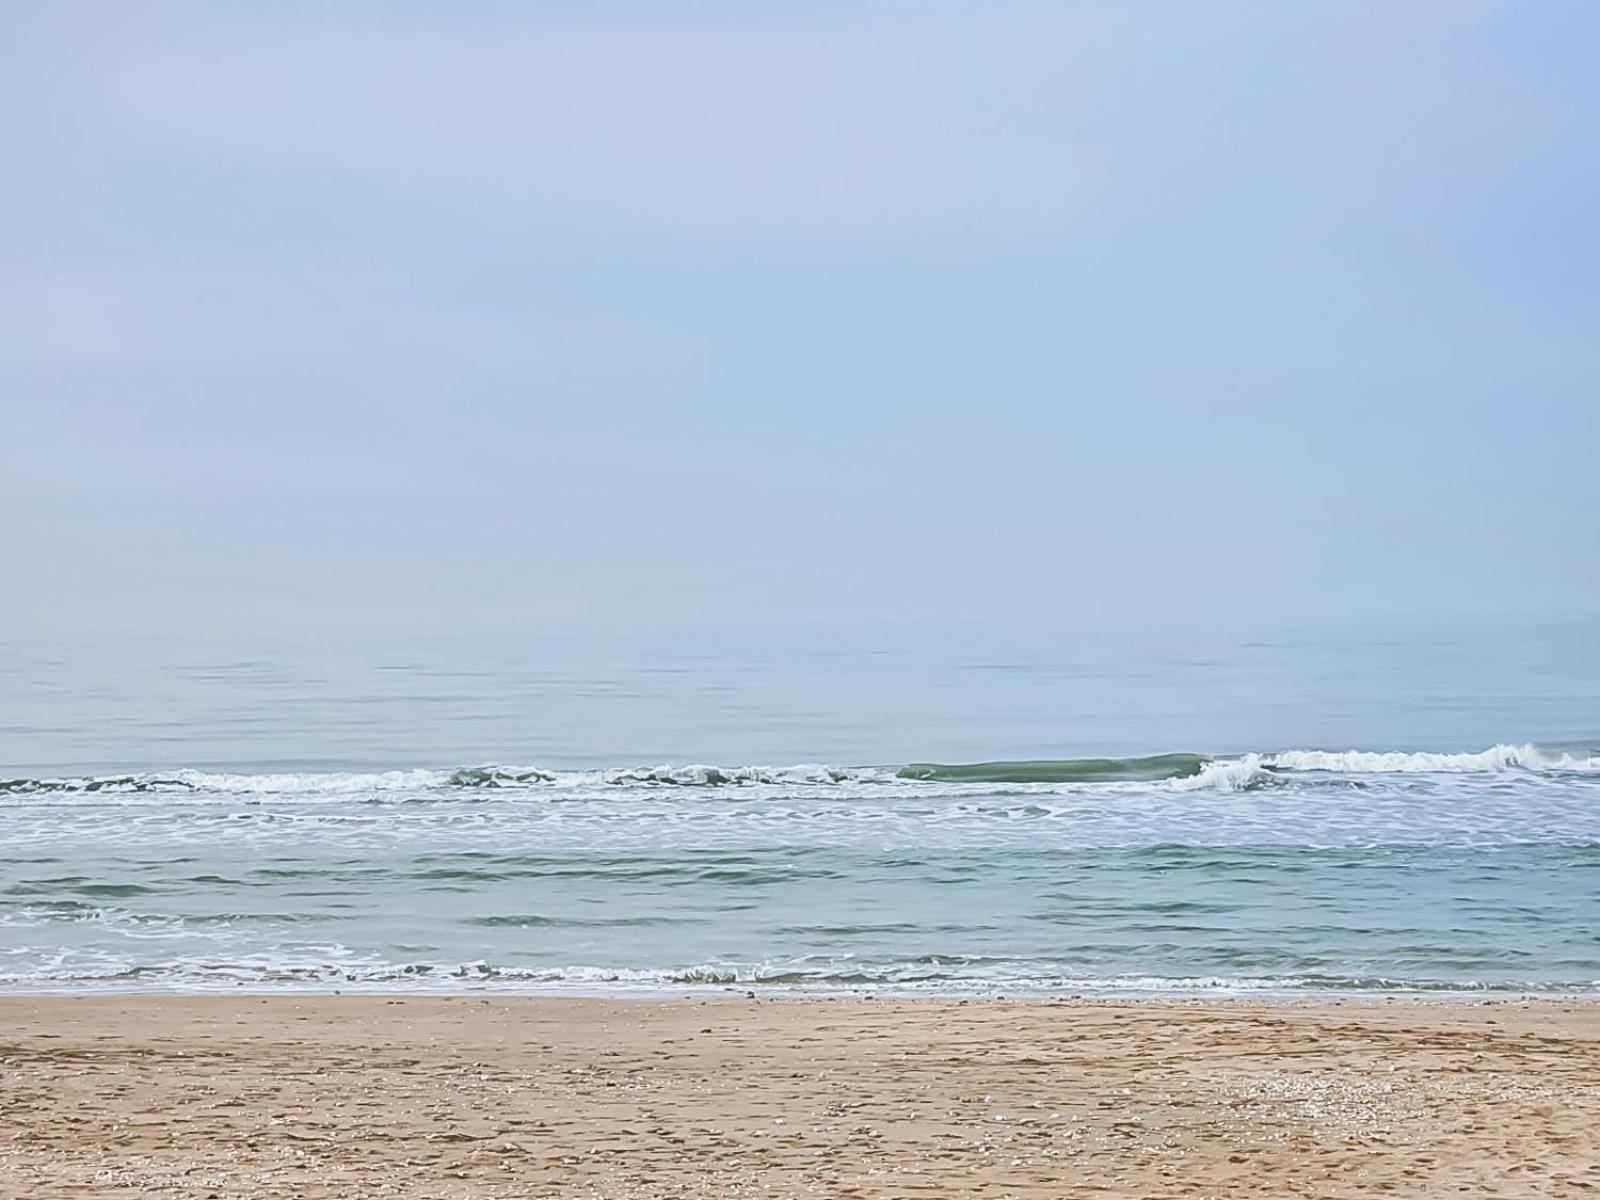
[2,617,1597,994]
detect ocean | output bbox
[3,616,1597,995]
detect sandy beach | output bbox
[0,997,1595,1198]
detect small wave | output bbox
[1,955,1594,996]
[0,769,449,797]
[448,763,870,789]
[1167,743,1600,793]
[1265,744,1599,774]
[897,754,1208,784]
[1165,756,1276,792]
[3,743,1595,799]
[0,763,882,798]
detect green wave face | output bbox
[896,753,1208,784]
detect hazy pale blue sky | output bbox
[4,1,1597,636]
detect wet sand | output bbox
[1,996,1596,1198]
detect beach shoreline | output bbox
[3,996,1596,1197]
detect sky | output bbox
[3,1,1597,638]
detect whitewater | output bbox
[2,742,1597,995]
[7,740,1598,797]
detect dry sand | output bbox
[0,995,1596,1198]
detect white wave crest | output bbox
[1162,743,1600,792]
[0,954,1590,996]
[1265,743,1600,774]
[1166,755,1271,792]
[170,769,452,795]
[532,763,882,788]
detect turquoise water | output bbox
[2,618,1597,994]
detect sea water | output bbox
[2,617,1596,994]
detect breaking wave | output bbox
[1,955,1593,996]
[2,743,1595,799]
